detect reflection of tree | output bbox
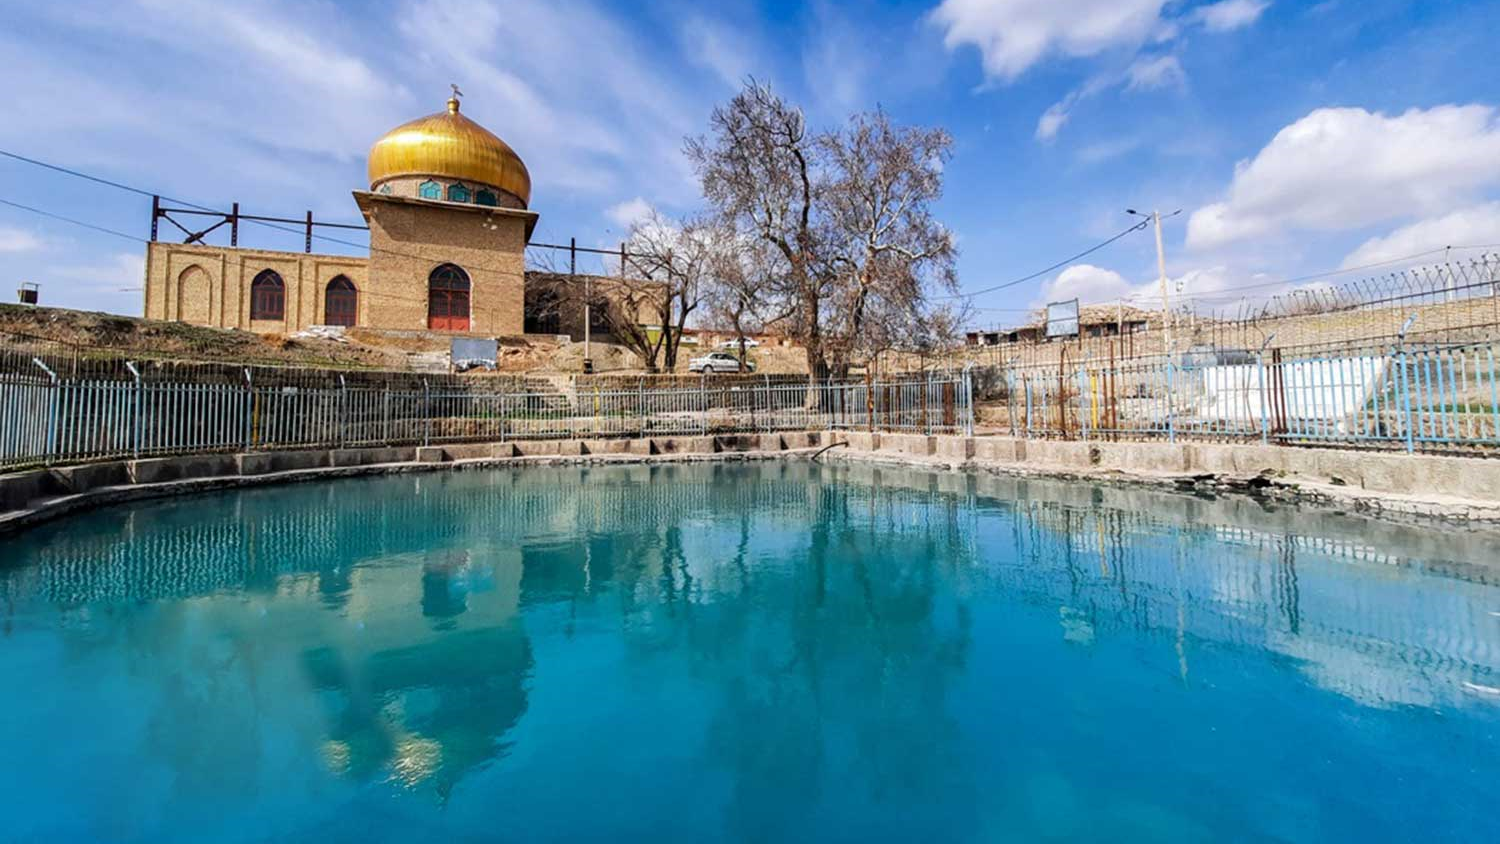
[506,466,979,836]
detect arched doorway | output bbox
[250,269,285,321]
[428,263,471,331]
[325,276,357,327]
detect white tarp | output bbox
[1197,356,1391,429]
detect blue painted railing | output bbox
[1003,341,1500,453]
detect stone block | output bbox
[0,470,64,510]
[129,455,237,484]
[514,440,562,457]
[879,434,937,457]
[844,432,880,452]
[716,435,757,452]
[329,446,416,467]
[757,433,785,452]
[416,447,447,463]
[1097,442,1190,474]
[656,436,717,454]
[51,461,131,493]
[584,439,632,455]
[440,443,497,461]
[1024,440,1095,468]
[236,451,330,476]
[973,437,1020,463]
[781,431,812,449]
[935,436,975,461]
[626,439,656,456]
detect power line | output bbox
[937,219,1151,301]
[0,147,637,274]
[0,197,146,244]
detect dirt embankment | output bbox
[0,305,409,369]
[0,303,815,375]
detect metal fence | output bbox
[991,336,1500,453]
[0,356,974,470]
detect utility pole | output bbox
[1129,209,1182,358]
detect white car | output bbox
[717,337,761,349]
[688,351,755,373]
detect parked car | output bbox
[717,337,761,349]
[689,352,756,373]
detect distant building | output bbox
[142,93,641,340]
[967,305,1154,346]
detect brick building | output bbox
[144,93,561,337]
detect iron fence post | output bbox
[1077,365,1090,442]
[1397,314,1418,453]
[963,364,976,437]
[242,368,254,451]
[423,379,431,447]
[1166,357,1177,444]
[33,358,59,465]
[338,375,347,449]
[125,361,143,458]
[1257,334,1276,446]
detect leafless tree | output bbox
[819,110,958,378]
[686,80,959,386]
[686,80,830,383]
[622,212,723,372]
[705,230,776,371]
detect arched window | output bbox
[250,270,285,321]
[427,263,471,331]
[324,275,357,327]
[475,189,498,207]
[419,179,441,200]
[447,183,471,203]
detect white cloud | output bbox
[680,16,756,90]
[606,197,655,231]
[1187,105,1500,250]
[1035,101,1073,141]
[0,227,43,253]
[1125,54,1185,91]
[1036,263,1292,314]
[1193,0,1271,33]
[1036,264,1138,304]
[1341,203,1500,268]
[932,0,1169,82]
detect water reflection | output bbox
[2,462,1499,840]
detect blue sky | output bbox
[1,0,1498,327]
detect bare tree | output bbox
[687,80,958,386]
[686,80,830,383]
[819,110,957,378]
[705,229,776,372]
[622,212,723,372]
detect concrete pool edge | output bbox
[4,432,1500,536]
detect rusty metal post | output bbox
[230,202,239,247]
[150,195,160,242]
[304,211,314,253]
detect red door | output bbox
[325,277,358,327]
[427,264,471,332]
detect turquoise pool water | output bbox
[2,463,1498,842]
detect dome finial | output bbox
[448,83,463,113]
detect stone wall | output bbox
[143,242,369,332]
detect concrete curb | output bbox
[6,432,1500,537]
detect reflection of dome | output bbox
[367,96,531,208]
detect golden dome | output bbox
[367,96,531,207]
